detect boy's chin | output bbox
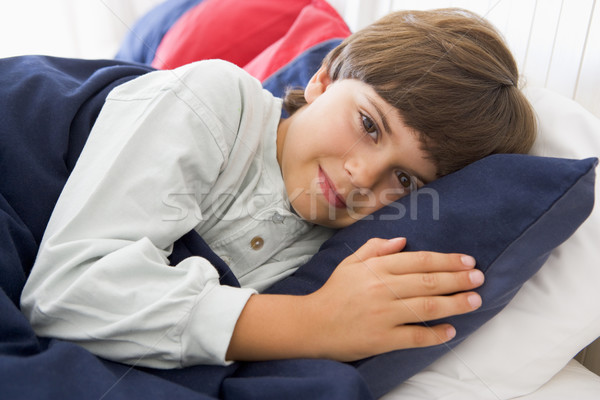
[309,214,366,229]
[291,202,368,229]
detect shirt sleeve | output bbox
[20,61,257,368]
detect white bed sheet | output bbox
[382,360,600,399]
[515,360,600,400]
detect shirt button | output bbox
[250,236,264,250]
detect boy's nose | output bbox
[344,157,385,192]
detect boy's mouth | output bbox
[318,167,347,209]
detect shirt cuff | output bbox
[180,279,257,366]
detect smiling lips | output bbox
[318,167,347,209]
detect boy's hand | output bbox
[305,237,483,361]
[226,238,483,362]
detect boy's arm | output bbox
[227,237,483,361]
[21,63,258,369]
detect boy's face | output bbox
[277,67,437,229]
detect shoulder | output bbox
[172,60,268,119]
[108,59,263,102]
[177,59,258,87]
[105,60,281,161]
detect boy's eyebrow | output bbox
[366,95,432,185]
[366,96,392,136]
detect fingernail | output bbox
[468,294,482,309]
[446,326,456,340]
[389,237,406,244]
[461,255,476,267]
[469,270,484,285]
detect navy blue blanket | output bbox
[0,56,373,400]
[1,56,596,400]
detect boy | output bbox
[21,8,536,368]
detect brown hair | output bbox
[283,8,537,177]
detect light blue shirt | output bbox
[21,60,333,368]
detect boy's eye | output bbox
[396,171,413,189]
[361,114,378,141]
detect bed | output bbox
[1,0,599,399]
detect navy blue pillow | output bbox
[266,154,597,397]
[262,42,598,397]
[262,38,342,116]
[114,0,203,64]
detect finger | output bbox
[383,269,485,298]
[345,237,407,265]
[393,292,483,324]
[391,324,458,350]
[375,250,477,275]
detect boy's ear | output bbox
[304,65,332,104]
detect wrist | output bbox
[225,293,324,361]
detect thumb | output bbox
[348,237,407,264]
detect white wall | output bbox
[0,0,163,59]
[1,0,598,118]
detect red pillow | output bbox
[243,0,351,82]
[152,0,312,70]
